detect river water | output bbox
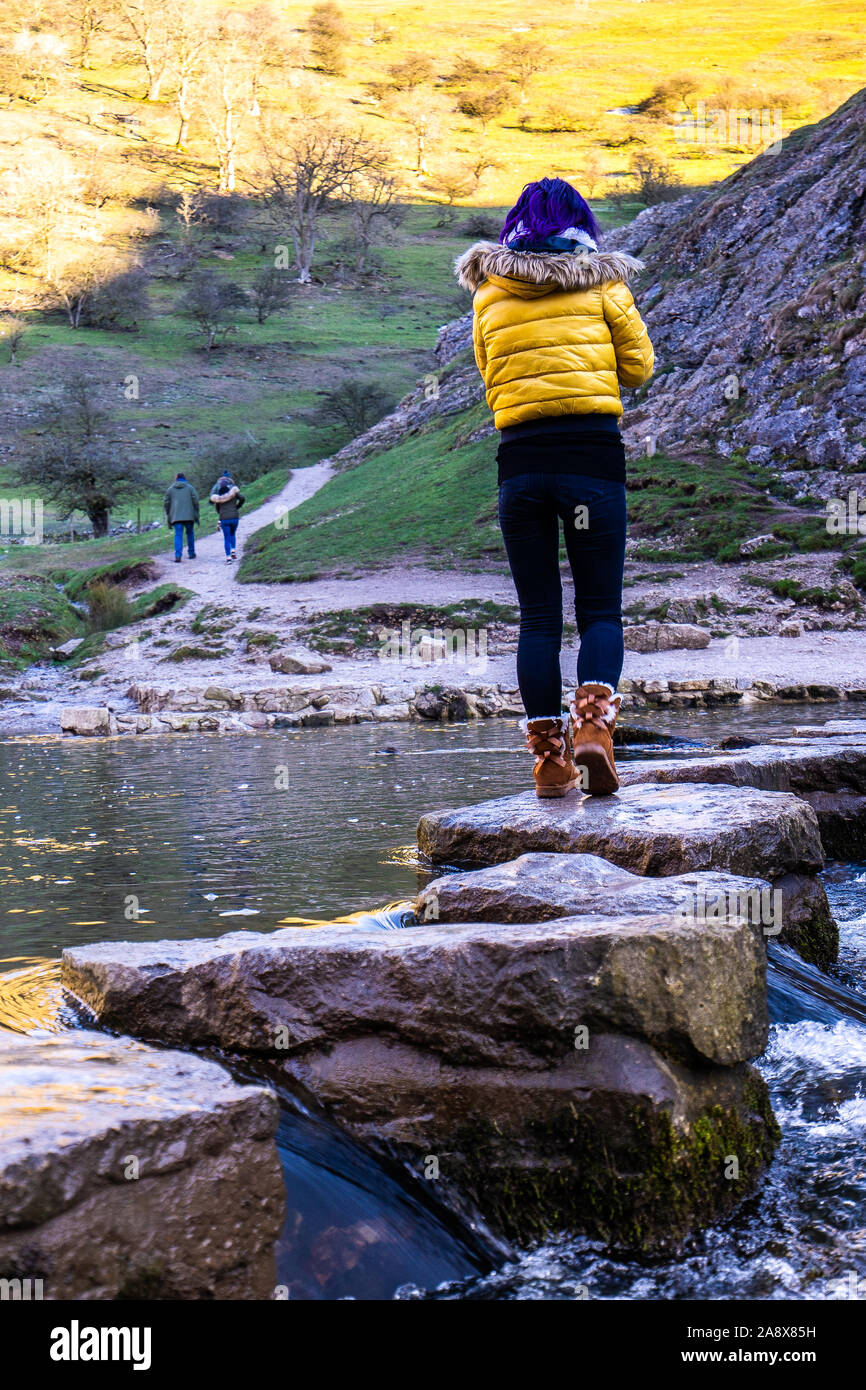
[1,705,865,1300]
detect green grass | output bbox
[746,575,857,608]
[239,401,502,581]
[239,397,850,580]
[0,575,84,668]
[297,600,520,653]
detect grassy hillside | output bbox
[240,370,855,582]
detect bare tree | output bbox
[165,2,210,147]
[180,269,245,349]
[456,82,510,132]
[4,151,86,282]
[59,1,110,69]
[580,152,605,199]
[0,26,68,102]
[50,251,107,328]
[200,16,259,193]
[112,0,171,101]
[306,1,349,76]
[386,90,448,178]
[319,379,394,437]
[429,163,478,220]
[0,316,27,365]
[387,51,434,92]
[175,187,207,246]
[250,265,289,323]
[23,376,146,536]
[254,120,387,282]
[349,167,399,272]
[497,35,552,104]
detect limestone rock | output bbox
[622,739,866,798]
[772,871,838,970]
[286,1032,778,1249]
[51,638,84,659]
[605,90,866,470]
[418,850,835,968]
[623,622,711,653]
[0,1030,284,1299]
[413,686,480,720]
[417,782,824,880]
[739,534,777,557]
[792,720,866,737]
[59,706,111,736]
[268,649,332,675]
[62,911,767,1069]
[801,789,866,862]
[419,852,767,928]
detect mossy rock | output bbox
[437,1057,779,1251]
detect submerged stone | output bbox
[286,1031,779,1251]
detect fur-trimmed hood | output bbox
[455,239,645,296]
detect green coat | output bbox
[164,479,200,525]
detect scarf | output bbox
[503,221,598,255]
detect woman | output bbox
[209,471,244,564]
[455,177,654,797]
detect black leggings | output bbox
[497,471,626,717]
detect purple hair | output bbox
[500,177,600,247]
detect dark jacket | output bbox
[164,479,200,525]
[210,476,241,521]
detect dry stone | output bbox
[417,783,824,880]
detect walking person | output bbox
[163,472,200,563]
[455,177,654,797]
[209,471,244,564]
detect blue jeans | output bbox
[498,472,626,717]
[220,518,239,556]
[173,521,196,558]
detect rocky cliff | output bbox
[606,87,866,488]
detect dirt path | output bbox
[151,462,336,600]
[143,462,517,621]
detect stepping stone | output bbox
[792,720,866,737]
[63,910,767,1071]
[0,1030,283,1300]
[621,739,866,796]
[419,853,769,927]
[417,782,824,880]
[417,851,836,969]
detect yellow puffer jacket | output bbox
[454,240,654,429]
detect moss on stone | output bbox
[444,1070,779,1251]
[785,903,839,971]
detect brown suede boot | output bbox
[570,684,621,795]
[525,715,578,798]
